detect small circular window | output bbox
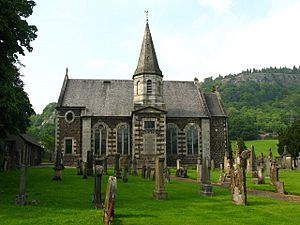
[65,111,75,123]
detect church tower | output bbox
[132,22,167,165]
[133,22,165,110]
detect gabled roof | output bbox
[134,23,162,77]
[163,81,209,118]
[204,92,227,117]
[58,79,224,118]
[60,79,134,116]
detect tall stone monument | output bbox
[93,165,104,208]
[15,164,27,205]
[231,145,247,205]
[200,157,213,196]
[53,151,63,181]
[103,176,117,225]
[114,153,122,179]
[153,157,168,200]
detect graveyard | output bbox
[1,157,300,225]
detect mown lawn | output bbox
[1,167,300,225]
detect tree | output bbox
[278,119,300,166]
[0,0,37,140]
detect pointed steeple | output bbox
[134,22,162,77]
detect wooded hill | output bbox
[201,66,300,140]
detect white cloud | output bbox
[198,0,233,15]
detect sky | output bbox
[20,0,300,113]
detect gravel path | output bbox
[171,175,300,202]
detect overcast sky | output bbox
[20,0,300,113]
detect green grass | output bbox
[1,167,300,225]
[231,139,279,157]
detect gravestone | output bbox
[257,166,265,184]
[93,165,104,208]
[15,164,27,205]
[146,166,152,179]
[163,167,170,183]
[210,159,215,171]
[76,157,83,175]
[114,153,122,179]
[132,157,138,176]
[123,164,129,183]
[231,146,247,205]
[82,162,88,179]
[285,156,292,170]
[53,151,63,181]
[141,163,146,179]
[103,176,117,225]
[266,157,271,177]
[270,162,285,194]
[176,159,181,170]
[196,156,202,182]
[103,156,108,175]
[153,157,168,200]
[200,157,213,196]
[87,151,93,176]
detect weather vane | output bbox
[144,10,149,22]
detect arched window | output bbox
[186,125,198,155]
[166,124,177,155]
[117,124,129,155]
[136,81,140,95]
[146,79,152,94]
[94,124,107,156]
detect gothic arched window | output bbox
[95,124,107,156]
[117,124,129,155]
[186,125,198,155]
[146,79,152,94]
[166,124,177,155]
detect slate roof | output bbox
[59,79,226,118]
[204,93,227,117]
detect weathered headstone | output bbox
[103,176,117,225]
[250,145,257,172]
[200,157,213,196]
[270,162,285,194]
[153,157,168,200]
[257,166,265,184]
[231,145,247,205]
[266,156,271,177]
[176,159,181,170]
[82,162,88,179]
[87,151,93,176]
[93,165,104,208]
[114,153,122,179]
[53,151,63,181]
[76,157,83,175]
[132,157,138,176]
[210,159,215,171]
[16,164,27,205]
[146,166,152,179]
[141,163,146,179]
[123,164,129,183]
[103,156,108,175]
[196,156,202,182]
[163,167,171,183]
[285,156,292,170]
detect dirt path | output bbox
[171,175,300,202]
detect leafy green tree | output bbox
[0,0,37,140]
[278,119,300,166]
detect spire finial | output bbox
[66,67,68,76]
[144,10,149,22]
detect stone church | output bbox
[55,22,228,167]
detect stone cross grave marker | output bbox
[153,157,168,200]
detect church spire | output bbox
[134,22,162,77]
